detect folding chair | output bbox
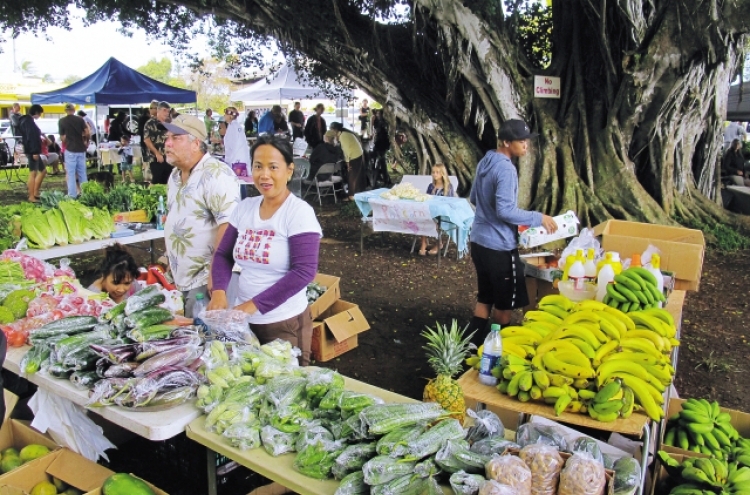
[293,158,311,179]
[303,163,343,206]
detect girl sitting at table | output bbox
[419,163,455,256]
[88,244,143,303]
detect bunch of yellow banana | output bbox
[604,267,666,312]
[663,398,741,459]
[490,295,679,422]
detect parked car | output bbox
[0,118,62,165]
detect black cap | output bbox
[498,119,538,141]
[329,122,344,131]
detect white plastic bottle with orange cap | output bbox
[647,254,665,308]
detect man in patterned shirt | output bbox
[143,101,172,184]
[161,114,241,317]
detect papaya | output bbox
[2,447,19,458]
[0,455,22,473]
[20,444,51,463]
[102,473,155,495]
[30,481,57,495]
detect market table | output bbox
[3,345,201,441]
[354,188,474,261]
[187,373,419,495]
[22,228,164,263]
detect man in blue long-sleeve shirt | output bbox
[468,119,558,345]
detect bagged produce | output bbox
[20,344,51,374]
[270,405,314,434]
[338,414,373,442]
[255,358,297,384]
[436,439,491,474]
[414,458,440,478]
[306,369,345,407]
[335,471,368,495]
[478,480,519,495]
[260,338,299,363]
[261,425,297,456]
[205,402,257,435]
[362,455,416,485]
[519,444,564,495]
[132,342,202,376]
[376,424,425,457]
[466,409,505,443]
[360,402,448,435]
[124,285,165,315]
[515,424,568,451]
[293,437,346,479]
[223,420,262,450]
[558,453,606,495]
[198,309,260,345]
[339,391,384,418]
[471,437,520,456]
[450,471,487,495]
[571,436,604,465]
[426,473,442,495]
[407,418,465,460]
[332,442,377,480]
[370,474,427,495]
[613,456,641,495]
[320,389,345,410]
[485,455,532,495]
[265,375,307,409]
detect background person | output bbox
[143,101,171,184]
[161,114,241,317]
[223,106,251,167]
[419,163,455,256]
[204,109,214,138]
[117,135,135,182]
[330,122,364,201]
[309,130,343,181]
[723,138,750,186]
[44,135,62,175]
[208,135,322,366]
[467,119,558,346]
[288,102,305,140]
[88,244,143,304]
[19,105,45,203]
[371,109,391,186]
[359,99,370,135]
[245,110,258,137]
[59,103,89,198]
[77,110,97,144]
[303,103,327,148]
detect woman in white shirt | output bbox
[222,107,251,167]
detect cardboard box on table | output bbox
[0,448,113,495]
[85,475,169,495]
[660,398,750,459]
[593,220,705,291]
[308,273,341,320]
[112,209,149,223]
[520,252,562,283]
[311,300,370,362]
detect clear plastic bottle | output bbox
[479,324,502,386]
[193,293,207,318]
[568,258,586,291]
[648,254,665,308]
[156,195,166,231]
[596,264,615,302]
[584,248,597,283]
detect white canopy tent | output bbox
[231,65,342,102]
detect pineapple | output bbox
[422,320,474,424]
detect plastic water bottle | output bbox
[596,264,615,302]
[479,324,502,386]
[156,195,166,231]
[193,293,207,318]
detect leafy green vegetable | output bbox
[21,208,55,249]
[44,209,69,246]
[58,200,94,244]
[39,190,66,210]
[0,207,19,251]
[78,181,108,209]
[0,260,25,285]
[90,207,115,239]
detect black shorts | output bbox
[27,156,45,172]
[471,242,529,310]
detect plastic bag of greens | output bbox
[260,425,298,456]
[407,418,466,460]
[613,457,641,495]
[293,437,346,479]
[470,437,520,456]
[414,458,440,478]
[334,471,368,495]
[197,309,260,346]
[370,474,428,495]
[376,423,426,457]
[450,471,487,495]
[515,424,568,451]
[260,338,300,364]
[295,421,334,452]
[265,375,307,409]
[360,403,448,435]
[254,357,297,384]
[332,443,377,480]
[338,391,384,419]
[270,405,315,434]
[319,388,345,410]
[222,420,262,450]
[205,402,257,435]
[362,455,417,485]
[306,369,345,407]
[465,409,505,443]
[339,414,374,442]
[436,439,491,474]
[571,436,604,465]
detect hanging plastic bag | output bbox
[558,228,602,270]
[450,471,487,495]
[465,409,505,443]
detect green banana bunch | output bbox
[663,398,739,458]
[603,268,666,312]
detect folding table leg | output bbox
[206,447,218,495]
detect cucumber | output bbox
[124,285,166,316]
[125,307,173,330]
[127,324,177,343]
[30,316,98,340]
[102,300,127,321]
[52,331,110,363]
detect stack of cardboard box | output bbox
[308,273,370,362]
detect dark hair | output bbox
[28,104,44,116]
[98,243,139,285]
[157,101,171,110]
[251,134,294,166]
[116,111,126,120]
[77,110,86,117]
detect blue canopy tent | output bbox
[31,57,196,105]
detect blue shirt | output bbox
[258,111,275,134]
[469,150,542,251]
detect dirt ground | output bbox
[2,171,749,409]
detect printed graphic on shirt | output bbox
[235,229,276,265]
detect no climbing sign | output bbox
[534,76,561,98]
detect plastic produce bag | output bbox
[332,443,377,480]
[222,420,262,450]
[613,456,641,495]
[376,424,425,457]
[335,471,368,495]
[270,405,314,434]
[408,418,466,460]
[450,471,487,495]
[338,391,384,418]
[362,455,416,485]
[293,437,346,479]
[471,437,520,456]
[359,402,447,435]
[466,409,505,443]
[29,389,116,462]
[370,474,427,495]
[571,436,604,465]
[261,425,298,456]
[255,357,298,384]
[296,421,334,452]
[197,309,260,346]
[558,453,606,495]
[485,455,532,495]
[260,338,300,364]
[306,368,345,407]
[436,439,490,474]
[558,228,602,270]
[519,444,564,495]
[478,480,519,495]
[515,424,568,451]
[265,375,307,409]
